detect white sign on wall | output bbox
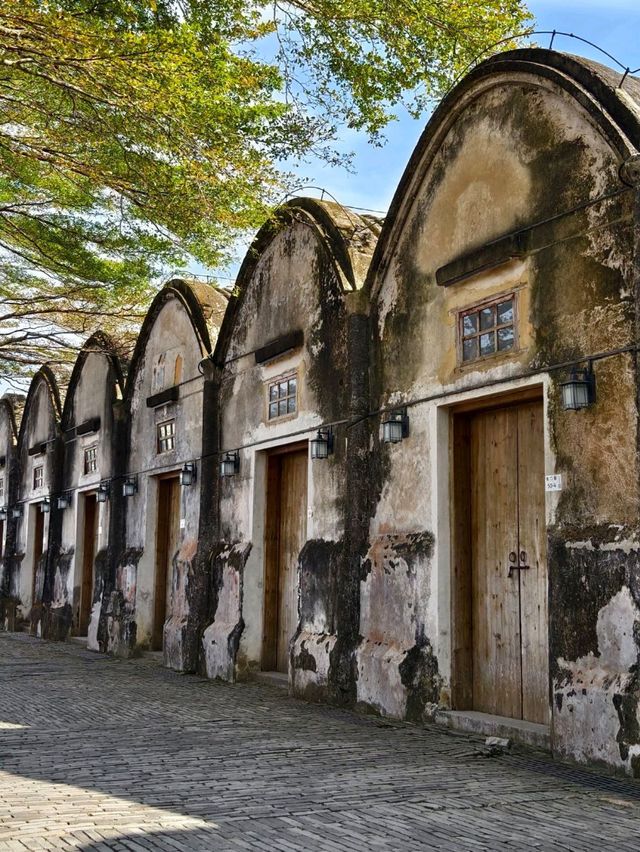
[180,518,186,529]
[545,474,563,492]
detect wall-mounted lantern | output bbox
[560,364,596,411]
[96,480,110,503]
[382,407,410,444]
[123,476,138,497]
[0,506,7,521]
[220,450,239,478]
[57,492,72,510]
[40,497,51,514]
[310,427,334,460]
[11,505,22,519]
[179,461,197,487]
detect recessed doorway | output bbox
[31,502,46,609]
[153,475,181,651]
[262,443,308,674]
[452,391,549,724]
[78,493,98,636]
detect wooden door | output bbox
[466,399,548,723]
[471,406,522,719]
[32,504,45,605]
[153,476,181,651]
[517,402,549,724]
[78,494,98,635]
[263,446,308,673]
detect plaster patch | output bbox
[87,594,102,651]
[355,640,408,719]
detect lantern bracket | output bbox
[220,450,240,477]
[310,427,334,460]
[382,407,410,443]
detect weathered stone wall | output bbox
[108,283,227,670]
[12,370,61,636]
[2,48,640,779]
[49,341,122,645]
[203,201,378,694]
[364,50,640,773]
[0,399,18,630]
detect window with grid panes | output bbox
[267,375,297,420]
[156,419,176,453]
[460,295,516,363]
[33,465,44,489]
[84,445,98,474]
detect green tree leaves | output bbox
[0,0,531,380]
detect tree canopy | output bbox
[0,0,531,381]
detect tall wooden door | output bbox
[78,494,98,635]
[32,504,45,606]
[468,399,548,724]
[263,446,308,673]
[153,476,181,651]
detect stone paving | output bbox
[1,634,640,851]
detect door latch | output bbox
[508,550,530,577]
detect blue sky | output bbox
[200,1,640,281]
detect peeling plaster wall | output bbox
[53,351,119,647]
[0,403,18,629]
[366,61,640,774]
[111,296,206,665]
[205,218,352,692]
[14,376,59,635]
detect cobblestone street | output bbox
[1,634,639,851]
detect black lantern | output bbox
[96,480,110,503]
[220,450,239,477]
[382,407,409,443]
[57,492,72,510]
[0,506,6,521]
[40,497,51,514]
[123,476,137,497]
[310,427,334,460]
[179,462,197,487]
[561,365,596,411]
[11,505,22,519]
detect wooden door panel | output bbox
[276,450,307,673]
[79,495,97,635]
[153,476,180,650]
[165,478,181,623]
[517,402,549,724]
[471,407,522,719]
[32,506,45,605]
[262,457,281,671]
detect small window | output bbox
[0,478,4,502]
[33,466,44,490]
[267,375,297,420]
[84,445,98,475]
[460,295,516,364]
[157,419,176,453]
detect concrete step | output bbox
[435,709,550,751]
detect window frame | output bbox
[33,465,44,490]
[156,419,176,454]
[266,372,299,422]
[83,444,98,475]
[458,292,517,366]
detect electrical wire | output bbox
[9,340,640,506]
